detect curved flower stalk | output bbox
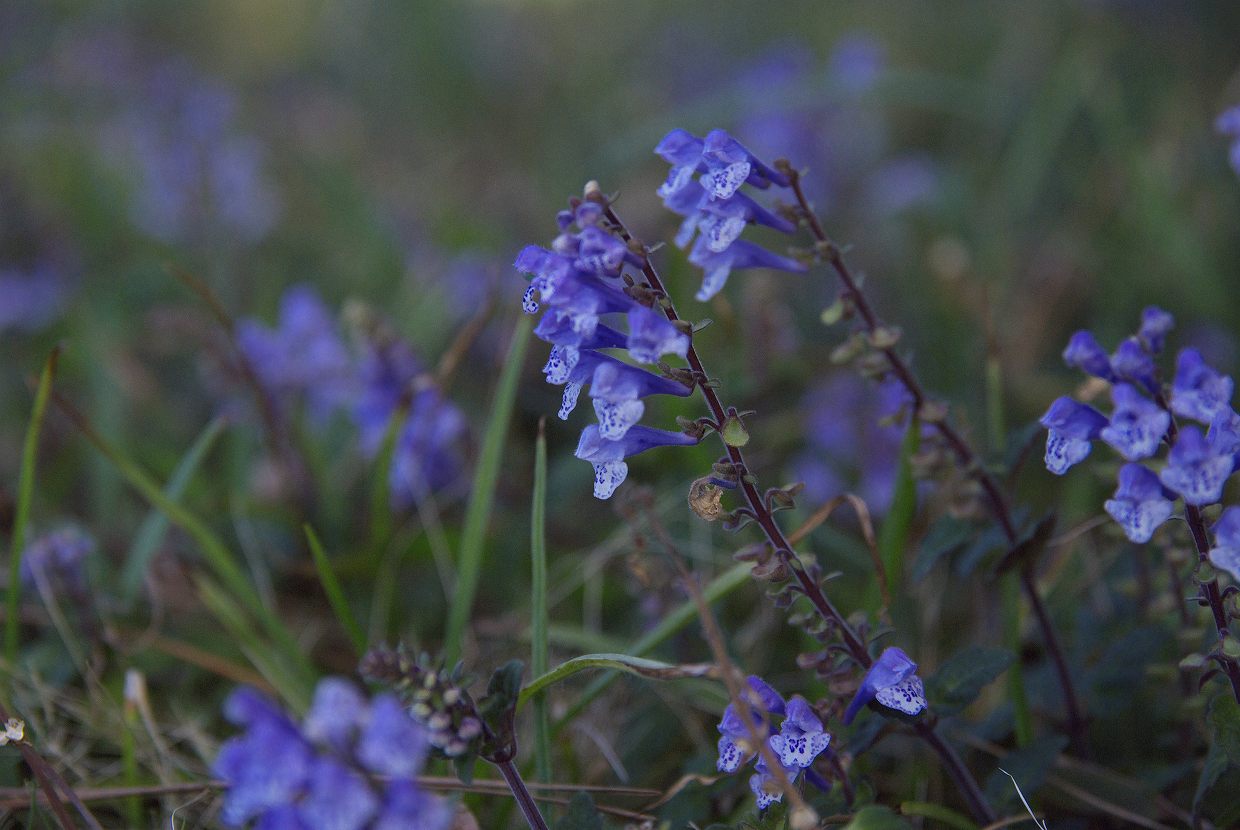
[1040,309,1240,702]
[516,201,699,499]
[213,678,454,829]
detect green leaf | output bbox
[721,414,750,447]
[911,516,975,581]
[873,417,920,607]
[899,801,976,830]
[842,805,912,830]
[554,792,602,830]
[530,424,551,783]
[6,348,57,664]
[927,646,1015,715]
[304,524,366,655]
[444,317,532,664]
[119,416,226,603]
[549,562,751,733]
[521,653,717,708]
[1208,693,1240,766]
[1194,741,1240,826]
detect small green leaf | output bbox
[554,792,602,830]
[721,414,750,447]
[911,516,975,581]
[842,805,912,830]
[927,646,1015,715]
[1208,693,1240,766]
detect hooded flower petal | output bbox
[1110,337,1157,391]
[1039,397,1108,474]
[574,425,698,499]
[689,237,808,302]
[768,696,830,769]
[626,306,689,364]
[1099,384,1170,461]
[1105,463,1175,543]
[843,647,924,724]
[1159,425,1233,506]
[1062,330,1114,381]
[1208,506,1240,582]
[1138,306,1174,354]
[1171,348,1234,424]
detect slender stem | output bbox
[914,721,994,825]
[786,170,1089,753]
[1154,397,1240,703]
[495,759,551,830]
[598,198,997,825]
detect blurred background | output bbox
[2,0,1240,825]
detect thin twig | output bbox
[785,166,1089,754]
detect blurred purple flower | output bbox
[0,264,72,333]
[214,680,452,829]
[20,527,93,595]
[236,285,357,422]
[1217,104,1240,174]
[792,374,910,514]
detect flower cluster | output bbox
[236,284,467,506]
[654,128,807,301]
[1040,308,1240,552]
[516,200,699,499]
[1218,104,1240,175]
[213,678,454,829]
[843,647,927,724]
[715,676,831,811]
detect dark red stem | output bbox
[786,169,1088,753]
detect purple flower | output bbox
[1159,425,1232,506]
[768,696,830,769]
[351,337,467,507]
[1105,464,1174,543]
[715,676,786,774]
[0,264,72,334]
[1218,105,1240,174]
[843,646,926,724]
[1039,397,1108,474]
[214,680,451,829]
[1171,348,1234,425]
[655,129,788,201]
[236,285,356,422]
[829,33,886,94]
[20,528,93,595]
[1110,337,1157,390]
[625,306,689,364]
[545,349,691,437]
[1208,409,1240,466]
[1208,506,1240,582]
[688,237,807,302]
[660,178,794,251]
[574,424,699,499]
[1099,384,1170,461]
[1062,330,1115,381]
[1138,306,1174,354]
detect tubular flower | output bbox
[1159,425,1233,506]
[1208,506,1240,582]
[1099,384,1170,462]
[843,646,926,724]
[1171,348,1234,425]
[1039,397,1108,474]
[655,128,807,301]
[518,198,698,498]
[1105,464,1174,543]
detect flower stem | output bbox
[785,168,1089,755]
[494,758,551,830]
[1153,397,1240,703]
[597,197,997,825]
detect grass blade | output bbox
[520,654,718,707]
[304,524,366,655]
[529,420,550,782]
[551,561,751,733]
[5,348,58,665]
[443,317,532,664]
[120,417,227,603]
[53,393,315,693]
[869,416,920,612]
